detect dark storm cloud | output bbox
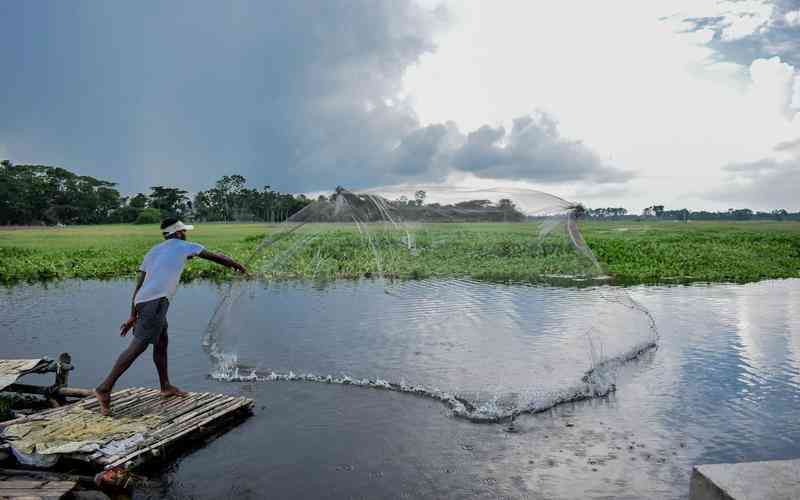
[387,124,449,177]
[0,1,630,194]
[449,113,633,184]
[0,1,445,193]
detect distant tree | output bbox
[0,162,123,225]
[496,198,525,221]
[414,190,426,207]
[134,207,162,224]
[129,193,148,209]
[454,199,493,210]
[772,209,788,221]
[148,186,190,218]
[192,175,311,223]
[108,205,141,223]
[497,198,514,209]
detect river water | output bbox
[1,278,799,499]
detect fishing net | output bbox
[203,187,657,423]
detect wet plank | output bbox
[2,388,254,472]
[0,479,76,499]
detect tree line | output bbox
[2,160,799,225]
[581,204,800,221]
[0,161,312,225]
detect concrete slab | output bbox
[690,459,800,500]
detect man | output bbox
[94,217,247,415]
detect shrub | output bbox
[134,208,162,225]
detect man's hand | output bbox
[198,250,248,275]
[120,314,137,337]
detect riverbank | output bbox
[1,220,799,284]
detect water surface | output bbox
[1,278,799,499]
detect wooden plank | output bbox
[103,391,163,416]
[76,387,142,411]
[150,394,217,422]
[3,384,91,399]
[80,388,148,411]
[146,396,237,437]
[106,397,253,469]
[0,491,49,496]
[109,397,251,462]
[38,482,75,490]
[0,469,94,486]
[3,385,252,473]
[0,491,54,496]
[0,479,75,499]
[0,481,46,489]
[96,394,250,466]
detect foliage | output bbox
[0,160,123,225]
[134,208,163,225]
[0,160,312,226]
[148,186,190,218]
[1,220,799,285]
[193,175,311,223]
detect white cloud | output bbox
[785,10,800,27]
[668,0,775,40]
[403,1,800,210]
[719,2,774,40]
[749,57,798,118]
[793,75,800,110]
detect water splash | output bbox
[210,338,657,423]
[203,186,659,424]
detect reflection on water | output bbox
[1,279,799,499]
[205,279,657,422]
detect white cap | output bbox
[162,220,195,236]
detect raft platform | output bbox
[0,476,76,499]
[2,387,254,472]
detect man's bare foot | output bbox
[160,385,188,398]
[94,389,112,416]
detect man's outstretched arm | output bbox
[198,249,248,274]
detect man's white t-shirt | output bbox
[134,239,205,304]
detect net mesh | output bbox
[203,186,658,423]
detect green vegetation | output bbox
[0,161,310,225]
[1,221,799,285]
[134,208,163,225]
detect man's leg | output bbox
[153,326,187,397]
[95,338,149,415]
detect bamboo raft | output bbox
[2,388,254,471]
[0,476,76,499]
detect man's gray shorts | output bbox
[133,297,170,345]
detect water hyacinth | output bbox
[2,220,799,284]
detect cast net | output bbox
[203,187,657,423]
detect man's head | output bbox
[160,217,194,240]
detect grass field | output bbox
[1,220,799,285]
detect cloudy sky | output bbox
[2,1,799,212]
